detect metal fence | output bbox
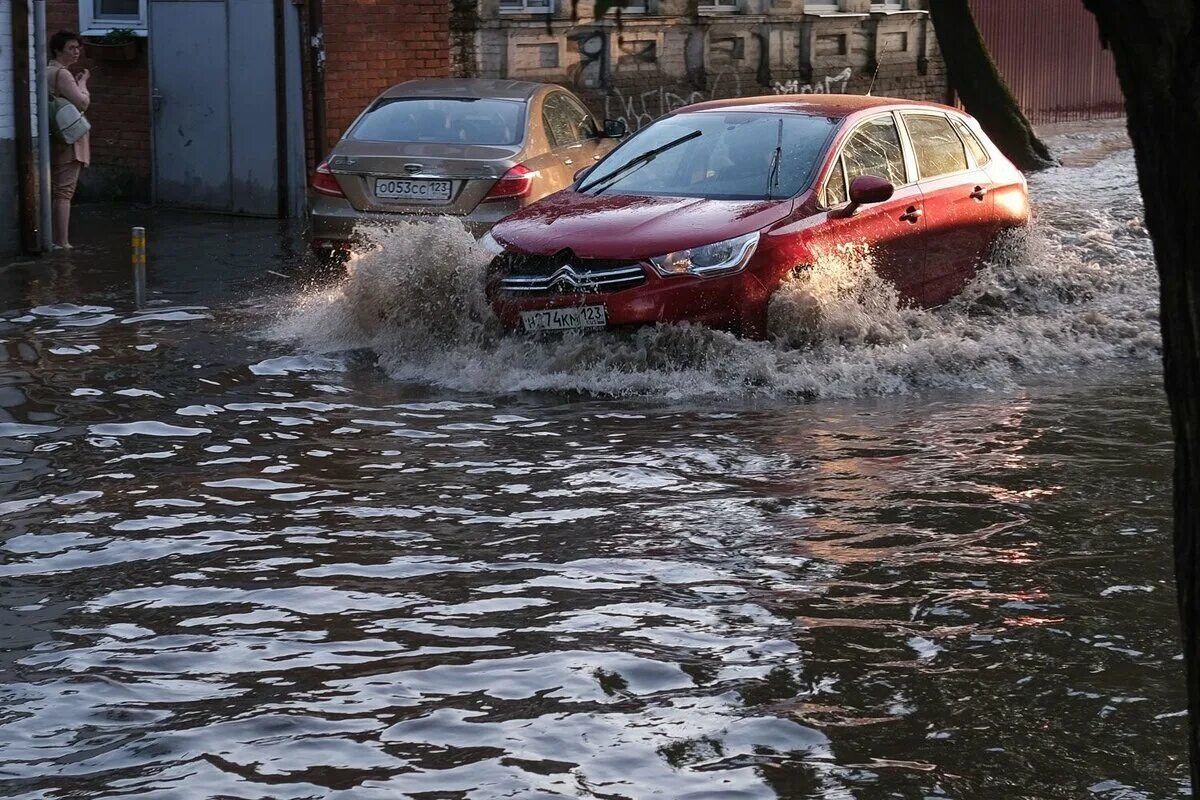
[970,0,1125,124]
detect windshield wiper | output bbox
[578,130,703,195]
[766,118,783,199]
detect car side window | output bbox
[841,116,907,189]
[951,117,991,166]
[542,93,588,148]
[905,114,970,179]
[823,159,848,207]
[562,95,599,140]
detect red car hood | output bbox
[490,191,796,261]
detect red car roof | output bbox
[678,93,959,119]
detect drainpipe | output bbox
[273,0,289,217]
[32,0,52,251]
[11,0,37,251]
[307,0,327,164]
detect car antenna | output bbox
[868,41,888,97]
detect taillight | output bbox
[481,164,534,203]
[311,158,344,198]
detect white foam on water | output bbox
[268,133,1159,399]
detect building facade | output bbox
[460,0,946,129]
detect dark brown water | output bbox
[0,133,1187,798]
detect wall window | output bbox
[500,0,555,13]
[80,0,147,32]
[699,0,739,12]
[871,1,904,9]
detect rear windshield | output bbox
[348,98,526,146]
[583,111,837,200]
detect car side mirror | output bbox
[573,165,593,183]
[847,175,894,210]
[602,118,628,139]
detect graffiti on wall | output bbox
[772,68,853,95]
[603,69,744,131]
[571,29,609,90]
[554,27,853,130]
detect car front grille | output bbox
[493,253,647,295]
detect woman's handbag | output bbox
[48,66,91,145]
[50,95,91,145]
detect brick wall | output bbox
[46,0,151,201]
[319,0,453,151]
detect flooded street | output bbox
[0,127,1187,798]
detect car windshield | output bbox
[348,97,526,146]
[584,111,837,200]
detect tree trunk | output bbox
[1081,0,1200,792]
[928,0,1055,171]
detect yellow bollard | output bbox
[132,227,146,309]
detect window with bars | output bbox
[80,0,147,31]
[499,0,555,13]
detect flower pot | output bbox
[83,39,138,62]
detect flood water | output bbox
[0,126,1188,798]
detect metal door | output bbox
[150,0,278,215]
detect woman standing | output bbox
[47,30,91,249]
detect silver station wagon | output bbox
[308,78,624,257]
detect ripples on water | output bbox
[0,133,1187,798]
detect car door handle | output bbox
[900,206,922,223]
[970,186,987,201]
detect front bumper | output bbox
[488,264,772,337]
[308,192,515,246]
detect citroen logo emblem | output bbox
[549,266,580,293]
[404,163,422,175]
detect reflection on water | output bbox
[0,134,1187,798]
[0,298,1183,797]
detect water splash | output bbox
[768,241,910,349]
[270,135,1158,399]
[271,222,496,354]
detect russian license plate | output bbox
[521,305,608,332]
[374,177,453,203]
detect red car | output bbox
[480,95,1029,339]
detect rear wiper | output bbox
[579,130,703,195]
[766,118,783,199]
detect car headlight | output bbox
[477,230,508,256]
[649,232,760,278]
